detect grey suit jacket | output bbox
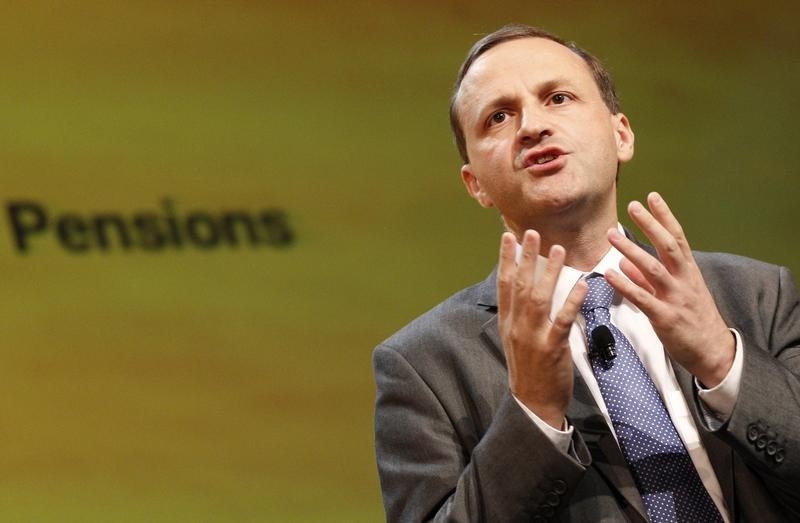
[373,251,800,522]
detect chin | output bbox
[534,192,583,213]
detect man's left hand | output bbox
[605,192,735,387]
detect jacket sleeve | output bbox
[703,265,800,518]
[373,343,590,522]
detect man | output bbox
[373,24,800,522]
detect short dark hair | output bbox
[449,24,620,163]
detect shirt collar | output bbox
[514,224,626,319]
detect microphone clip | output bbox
[590,325,616,363]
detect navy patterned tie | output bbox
[580,274,723,523]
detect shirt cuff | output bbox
[513,395,573,453]
[695,328,743,422]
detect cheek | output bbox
[583,126,620,164]
[483,145,515,175]
[465,135,517,189]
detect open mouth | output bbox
[533,154,559,165]
[523,148,566,170]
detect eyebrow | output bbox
[477,95,516,119]
[474,79,571,123]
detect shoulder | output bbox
[694,250,779,273]
[694,250,788,290]
[694,251,799,326]
[631,227,786,284]
[375,269,497,365]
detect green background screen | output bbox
[1,2,798,521]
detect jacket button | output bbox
[775,449,785,464]
[546,492,560,507]
[767,441,777,456]
[747,423,759,442]
[541,506,555,518]
[553,479,567,495]
[756,434,768,450]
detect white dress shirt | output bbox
[512,235,742,521]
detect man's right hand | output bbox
[497,230,587,430]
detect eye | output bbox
[550,93,572,105]
[488,111,507,126]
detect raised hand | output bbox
[605,192,735,387]
[497,230,587,429]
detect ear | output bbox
[612,113,635,164]
[461,164,494,208]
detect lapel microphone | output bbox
[590,325,616,362]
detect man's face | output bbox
[455,37,634,236]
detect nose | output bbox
[516,106,551,146]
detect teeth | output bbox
[535,154,556,165]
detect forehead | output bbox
[455,37,595,118]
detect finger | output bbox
[608,227,676,293]
[532,244,566,321]
[618,256,656,295]
[605,267,667,319]
[497,232,517,318]
[647,192,692,257]
[549,278,587,343]
[627,200,686,275]
[513,230,541,313]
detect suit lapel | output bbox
[476,269,505,365]
[568,371,649,521]
[671,362,736,518]
[629,235,737,518]
[477,277,649,521]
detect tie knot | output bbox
[580,274,615,315]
